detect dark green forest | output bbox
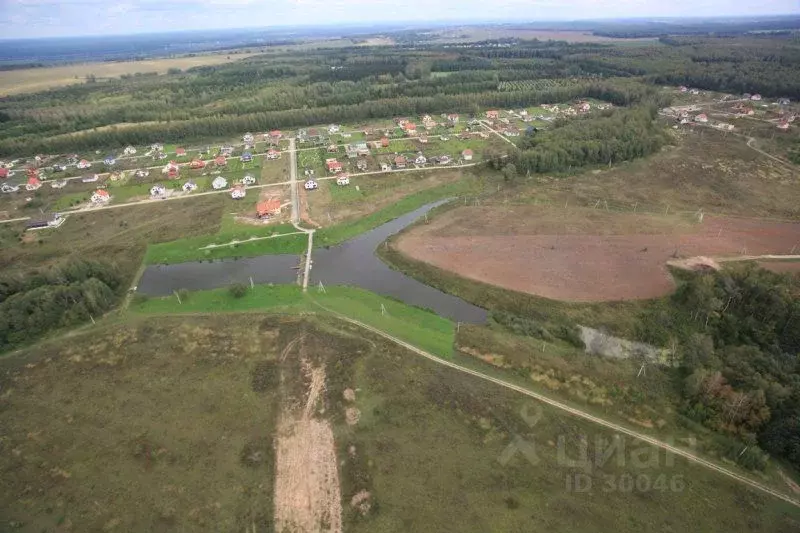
[637,266,800,471]
[0,260,123,352]
[2,34,799,158]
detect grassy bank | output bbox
[131,284,455,358]
[143,179,475,265]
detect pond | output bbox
[137,200,488,323]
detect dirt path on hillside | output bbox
[274,343,342,533]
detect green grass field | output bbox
[132,284,455,358]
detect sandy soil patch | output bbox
[396,206,800,301]
[274,356,342,533]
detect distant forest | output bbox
[2,33,799,160]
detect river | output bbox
[137,201,488,323]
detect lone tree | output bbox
[502,163,517,182]
[229,283,248,298]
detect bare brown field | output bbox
[0,53,257,96]
[396,205,800,302]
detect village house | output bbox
[504,128,521,137]
[91,189,110,203]
[327,144,338,153]
[462,149,474,161]
[243,132,255,144]
[212,176,228,190]
[403,123,417,135]
[576,102,591,113]
[103,155,116,166]
[326,159,343,173]
[182,181,198,192]
[190,159,206,169]
[694,114,709,123]
[1,183,19,193]
[269,130,283,142]
[394,155,407,169]
[26,176,42,191]
[215,156,227,167]
[26,213,65,231]
[381,163,391,172]
[381,137,390,148]
[499,117,511,125]
[447,113,459,124]
[714,122,735,131]
[486,110,499,120]
[336,174,350,186]
[266,149,281,160]
[519,110,528,117]
[0,168,8,179]
[220,146,234,157]
[50,179,67,189]
[82,174,99,183]
[345,141,370,158]
[175,148,187,157]
[679,86,688,93]
[419,136,428,144]
[257,199,282,219]
[689,88,700,95]
[778,98,791,106]
[414,154,427,165]
[356,159,368,171]
[328,124,341,134]
[109,171,123,181]
[231,185,246,199]
[241,151,253,163]
[777,120,790,130]
[123,146,137,156]
[150,184,167,198]
[241,175,256,185]
[162,162,180,178]
[150,143,164,153]
[77,159,91,169]
[304,180,318,190]
[438,155,452,165]
[750,94,762,101]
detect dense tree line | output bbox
[0,259,124,352]
[509,104,668,174]
[638,266,800,470]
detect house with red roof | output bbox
[486,110,499,120]
[326,159,343,173]
[447,113,459,123]
[694,114,709,123]
[190,159,206,169]
[269,130,283,140]
[257,199,282,219]
[462,149,474,161]
[175,148,186,157]
[381,137,390,148]
[394,155,407,169]
[26,176,42,191]
[91,189,110,204]
[0,168,8,179]
[267,149,281,160]
[215,156,227,166]
[403,123,417,135]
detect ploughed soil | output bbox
[396,206,800,301]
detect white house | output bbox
[243,132,254,143]
[414,154,427,165]
[241,175,256,185]
[751,94,762,101]
[182,181,198,192]
[328,124,341,134]
[336,174,350,186]
[123,146,137,156]
[81,174,99,183]
[304,180,318,190]
[135,169,150,178]
[91,189,110,203]
[50,179,68,189]
[231,185,246,199]
[212,176,228,190]
[381,163,391,172]
[438,155,452,165]
[266,149,281,160]
[77,160,91,169]
[150,184,167,198]
[1,183,19,193]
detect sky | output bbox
[0,0,798,39]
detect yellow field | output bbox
[0,52,257,96]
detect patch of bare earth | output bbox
[396,205,800,301]
[758,261,800,274]
[274,357,342,533]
